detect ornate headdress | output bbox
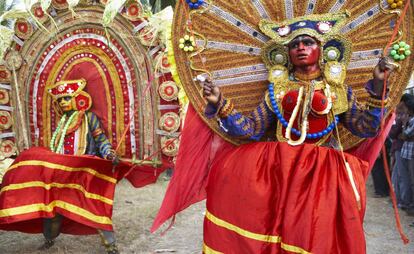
[171,1,414,149]
[47,79,92,111]
[259,12,352,73]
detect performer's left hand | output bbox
[372,57,396,96]
[374,57,396,81]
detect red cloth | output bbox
[152,106,392,252]
[347,113,395,174]
[0,147,130,235]
[204,142,368,253]
[151,105,234,232]
[125,164,166,188]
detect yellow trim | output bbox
[75,114,89,155]
[167,24,188,107]
[0,181,113,205]
[281,243,312,254]
[205,210,311,254]
[5,160,116,184]
[206,210,280,243]
[202,242,223,254]
[0,200,112,225]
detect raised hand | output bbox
[374,57,396,81]
[201,77,221,106]
[372,57,397,96]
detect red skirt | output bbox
[204,142,369,254]
[0,147,129,235]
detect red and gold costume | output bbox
[198,14,387,253]
[0,80,119,229]
[0,147,128,234]
[0,2,179,253]
[0,79,125,253]
[152,3,412,253]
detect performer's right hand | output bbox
[106,150,120,166]
[202,78,221,106]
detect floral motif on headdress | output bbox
[259,12,350,44]
[259,12,352,69]
[47,79,87,100]
[47,79,92,111]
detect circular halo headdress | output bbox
[170,0,414,149]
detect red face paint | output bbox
[288,35,320,68]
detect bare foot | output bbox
[38,239,54,250]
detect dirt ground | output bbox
[0,175,414,254]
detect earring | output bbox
[261,41,291,70]
[323,46,341,62]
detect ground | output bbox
[0,176,413,254]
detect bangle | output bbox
[218,99,234,118]
[366,97,389,108]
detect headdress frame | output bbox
[259,12,352,68]
[46,78,92,112]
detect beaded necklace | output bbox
[50,111,79,153]
[268,83,338,139]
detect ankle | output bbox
[38,239,55,250]
[104,242,119,254]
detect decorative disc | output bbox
[159,112,180,133]
[4,50,23,71]
[0,111,12,130]
[123,2,143,21]
[0,66,11,82]
[161,136,179,157]
[138,26,157,46]
[52,0,69,10]
[14,19,33,40]
[31,3,48,23]
[0,89,10,105]
[158,81,179,101]
[158,51,171,73]
[0,140,17,158]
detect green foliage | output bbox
[149,0,176,13]
[0,0,16,27]
[0,1,7,19]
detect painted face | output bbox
[288,35,320,67]
[57,96,73,112]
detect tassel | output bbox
[344,161,361,210]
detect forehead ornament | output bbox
[297,21,307,27]
[277,26,291,37]
[316,21,332,34]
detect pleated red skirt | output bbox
[204,142,369,254]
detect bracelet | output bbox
[366,97,389,108]
[218,99,234,118]
[105,149,116,160]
